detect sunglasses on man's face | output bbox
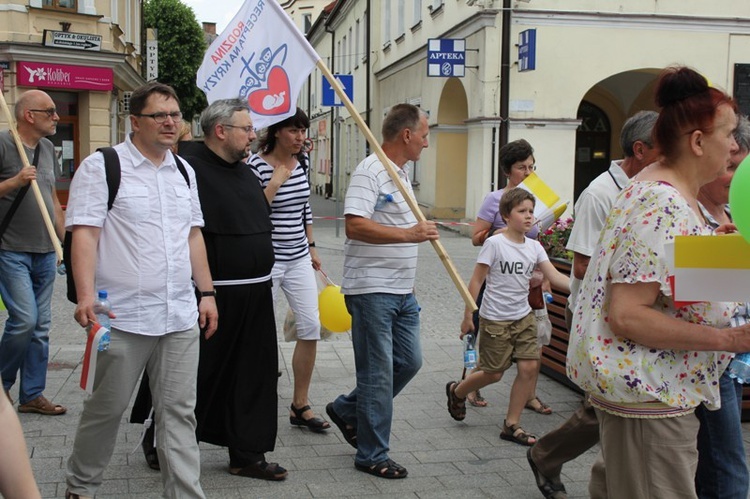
[29,108,58,118]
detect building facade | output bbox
[302,0,750,223]
[0,0,145,205]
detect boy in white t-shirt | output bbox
[446,188,570,446]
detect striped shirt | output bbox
[248,154,312,262]
[342,154,418,295]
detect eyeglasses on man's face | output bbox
[29,108,58,118]
[513,164,537,173]
[221,124,255,133]
[135,111,183,124]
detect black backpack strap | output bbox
[65,147,121,303]
[173,153,190,187]
[96,147,121,210]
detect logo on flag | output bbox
[196,0,320,130]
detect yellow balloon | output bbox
[318,285,352,333]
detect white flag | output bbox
[196,0,320,130]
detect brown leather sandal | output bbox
[467,390,488,407]
[18,395,66,415]
[525,396,553,415]
[446,381,466,421]
[500,420,537,446]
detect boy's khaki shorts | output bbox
[477,312,538,373]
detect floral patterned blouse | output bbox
[567,181,735,417]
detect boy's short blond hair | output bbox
[499,187,535,222]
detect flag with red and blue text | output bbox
[196,0,320,130]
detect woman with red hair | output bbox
[567,66,750,498]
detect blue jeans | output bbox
[333,293,422,466]
[695,371,749,499]
[0,250,56,404]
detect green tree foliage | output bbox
[144,0,207,120]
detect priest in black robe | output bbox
[186,99,287,481]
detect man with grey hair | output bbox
[188,98,286,480]
[527,110,659,499]
[734,113,750,152]
[327,103,439,479]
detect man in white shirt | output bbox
[527,110,658,499]
[64,82,218,499]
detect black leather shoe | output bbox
[142,424,160,471]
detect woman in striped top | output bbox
[249,108,330,433]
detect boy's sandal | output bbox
[355,459,408,479]
[467,390,488,407]
[525,396,553,415]
[18,395,66,415]
[500,420,537,446]
[290,404,330,433]
[445,381,466,421]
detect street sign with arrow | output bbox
[43,30,102,52]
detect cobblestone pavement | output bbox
[4,194,750,498]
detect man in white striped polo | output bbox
[326,103,439,479]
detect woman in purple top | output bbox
[472,139,540,244]
[468,139,550,414]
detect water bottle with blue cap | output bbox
[375,192,394,210]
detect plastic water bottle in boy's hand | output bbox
[543,292,554,304]
[92,290,111,352]
[463,333,477,370]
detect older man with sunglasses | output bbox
[0,90,66,416]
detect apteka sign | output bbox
[427,39,465,77]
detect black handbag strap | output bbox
[0,143,42,244]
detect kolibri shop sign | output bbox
[18,61,113,91]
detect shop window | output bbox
[43,0,76,11]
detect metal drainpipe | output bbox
[325,22,336,199]
[141,0,146,77]
[365,0,371,132]
[498,0,511,189]
[491,125,497,191]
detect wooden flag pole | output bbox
[317,60,477,312]
[0,92,63,261]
